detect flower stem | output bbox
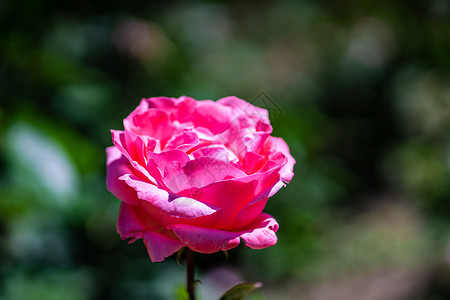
[186,248,196,300]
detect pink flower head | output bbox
[106,96,295,261]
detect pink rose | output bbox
[106,96,295,262]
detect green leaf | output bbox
[219,282,263,300]
[175,284,189,300]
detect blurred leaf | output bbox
[219,282,263,300]
[11,111,102,174]
[4,122,79,204]
[3,269,94,300]
[175,285,189,300]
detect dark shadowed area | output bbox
[1,1,450,299]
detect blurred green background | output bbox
[1,0,450,299]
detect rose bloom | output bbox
[106,96,295,261]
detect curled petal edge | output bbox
[117,203,184,262]
[106,146,140,206]
[120,174,222,219]
[169,213,278,253]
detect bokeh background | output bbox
[1,0,450,299]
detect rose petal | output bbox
[191,145,240,165]
[170,224,241,253]
[165,130,199,151]
[117,202,162,241]
[242,151,266,174]
[216,126,270,159]
[146,149,191,172]
[263,136,295,183]
[178,162,283,229]
[163,157,246,193]
[217,96,269,123]
[124,108,177,147]
[192,100,234,134]
[143,231,184,262]
[111,130,158,185]
[145,97,178,110]
[117,202,184,262]
[232,198,268,229]
[240,213,278,249]
[124,130,147,166]
[173,96,198,123]
[106,144,123,165]
[106,146,139,206]
[169,212,279,253]
[120,174,221,219]
[144,149,191,192]
[231,176,284,229]
[180,179,258,229]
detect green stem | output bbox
[186,248,196,300]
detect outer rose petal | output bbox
[169,213,279,253]
[217,96,269,122]
[240,213,279,249]
[120,174,221,219]
[170,225,241,253]
[117,203,184,262]
[143,231,184,262]
[117,202,162,241]
[180,179,258,229]
[232,177,284,229]
[232,198,268,229]
[177,161,284,229]
[111,130,158,185]
[144,96,178,110]
[106,146,139,206]
[263,136,295,183]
